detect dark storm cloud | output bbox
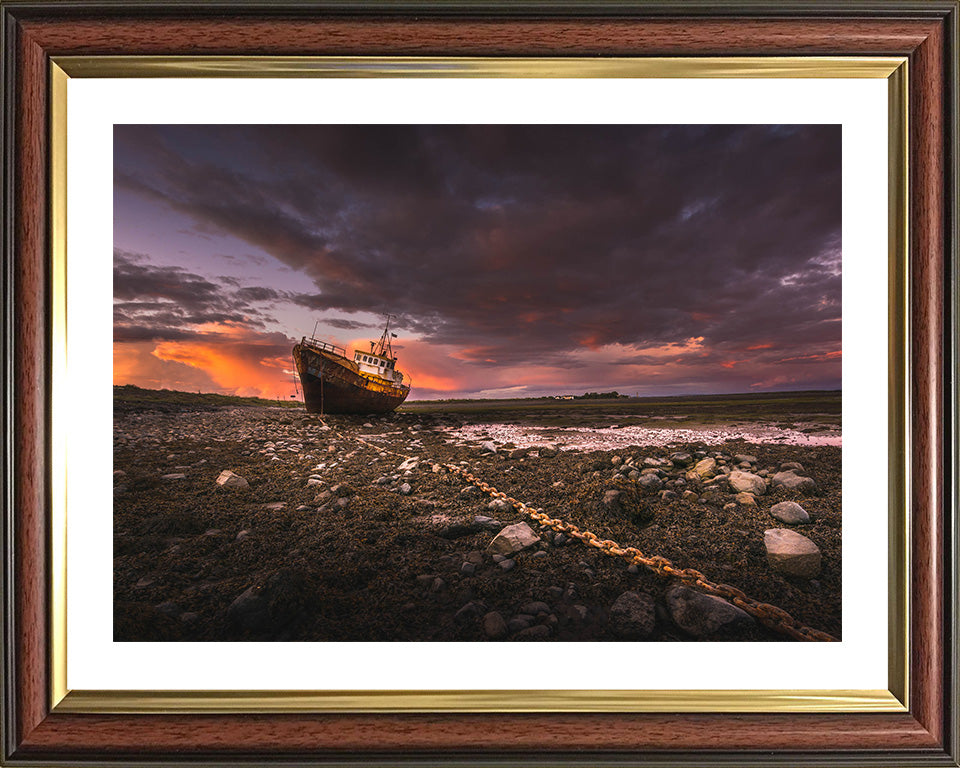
[114,125,841,373]
[113,249,281,342]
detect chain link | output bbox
[319,418,836,642]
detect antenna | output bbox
[311,320,319,341]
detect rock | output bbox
[691,457,716,478]
[643,457,668,468]
[488,498,513,515]
[636,473,663,493]
[508,448,528,460]
[514,624,551,641]
[520,601,551,616]
[665,585,754,638]
[454,601,484,621]
[487,522,540,555]
[734,454,758,465]
[480,441,497,453]
[764,529,821,577]
[597,482,654,523]
[330,483,354,497]
[727,470,767,495]
[483,611,508,639]
[608,591,655,639]
[160,473,186,481]
[498,558,516,571]
[699,487,724,505]
[262,501,286,511]
[735,492,757,507]
[460,562,477,575]
[399,482,412,495]
[226,586,269,631]
[770,501,810,524]
[474,515,501,531]
[669,452,693,467]
[235,530,250,541]
[602,489,623,511]
[114,470,127,480]
[682,490,699,502]
[397,457,419,471]
[771,471,818,493]
[660,489,678,501]
[306,478,323,487]
[460,485,482,498]
[780,461,805,472]
[154,601,182,619]
[537,444,559,458]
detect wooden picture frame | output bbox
[2,2,957,765]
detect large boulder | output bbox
[486,522,540,556]
[764,528,821,577]
[727,470,767,495]
[665,585,754,638]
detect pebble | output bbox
[735,492,757,506]
[262,501,286,511]
[498,558,516,571]
[460,562,477,575]
[399,482,412,495]
[160,473,186,481]
[488,498,513,515]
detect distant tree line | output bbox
[578,391,627,400]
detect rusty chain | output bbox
[319,418,837,642]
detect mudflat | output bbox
[114,392,841,642]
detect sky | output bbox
[113,124,841,401]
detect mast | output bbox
[374,314,397,359]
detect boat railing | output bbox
[301,336,346,357]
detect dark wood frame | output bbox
[2,2,957,765]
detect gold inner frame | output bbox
[48,55,910,714]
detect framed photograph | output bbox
[2,1,957,765]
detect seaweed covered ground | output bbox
[114,395,841,643]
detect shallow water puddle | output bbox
[443,422,841,451]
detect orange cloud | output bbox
[747,343,774,350]
[115,324,295,400]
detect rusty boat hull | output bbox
[293,342,410,414]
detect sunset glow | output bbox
[114,125,841,400]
